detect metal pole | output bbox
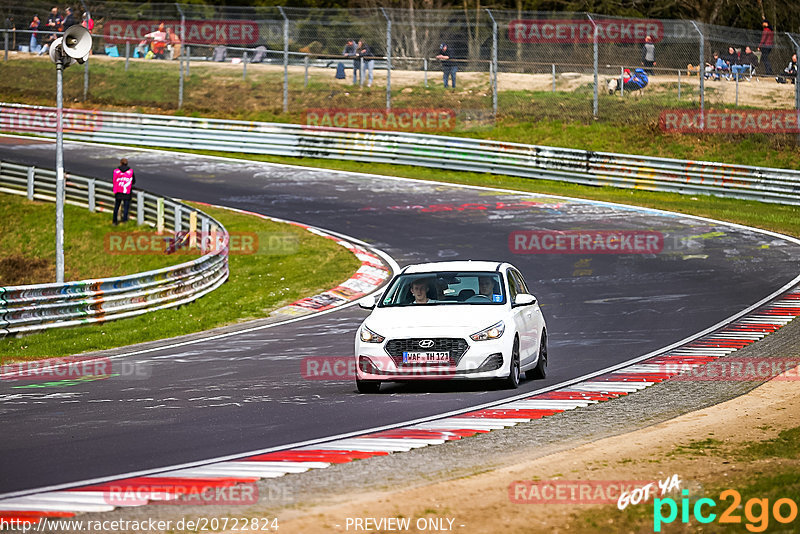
[587,15,598,118]
[786,34,800,144]
[185,45,190,77]
[424,58,428,87]
[4,30,8,62]
[381,8,391,111]
[735,74,739,106]
[677,69,681,99]
[552,64,555,92]
[620,66,624,97]
[243,50,247,80]
[175,3,185,109]
[55,59,65,283]
[278,6,289,113]
[80,0,91,101]
[690,21,704,129]
[125,41,130,71]
[486,9,498,118]
[304,55,309,87]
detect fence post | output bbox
[586,15,599,118]
[785,33,800,145]
[176,3,185,109]
[243,50,248,80]
[156,198,164,234]
[620,66,624,97]
[690,21,704,130]
[424,58,428,87]
[137,191,144,225]
[189,210,197,249]
[677,69,681,99]
[27,166,35,200]
[174,204,182,232]
[186,45,190,77]
[4,30,8,62]
[486,9,498,118]
[88,179,95,212]
[381,8,392,111]
[125,41,130,71]
[278,6,289,113]
[201,217,209,253]
[304,54,309,87]
[552,64,556,92]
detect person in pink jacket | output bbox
[112,158,136,224]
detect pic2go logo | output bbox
[654,489,798,532]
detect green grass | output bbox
[0,201,361,360]
[0,193,178,285]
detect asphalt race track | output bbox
[1,137,799,495]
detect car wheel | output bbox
[504,338,521,389]
[527,332,547,380]
[356,379,381,393]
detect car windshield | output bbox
[379,272,506,307]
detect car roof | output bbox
[401,260,509,274]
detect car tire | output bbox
[527,332,547,380]
[356,379,381,393]
[504,338,521,389]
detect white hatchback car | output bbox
[354,261,547,393]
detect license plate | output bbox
[402,351,450,364]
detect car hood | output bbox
[364,305,507,335]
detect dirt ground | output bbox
[266,370,800,533]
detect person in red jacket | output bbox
[759,18,774,75]
[112,158,136,225]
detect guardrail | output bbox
[1,102,799,205]
[0,160,229,337]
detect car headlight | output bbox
[359,325,385,343]
[470,320,505,341]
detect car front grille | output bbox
[385,338,469,366]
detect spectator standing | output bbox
[436,43,457,88]
[46,7,62,32]
[758,19,774,75]
[342,39,359,84]
[357,40,374,87]
[62,7,76,30]
[112,158,136,225]
[81,12,94,33]
[166,27,181,60]
[28,15,40,53]
[38,7,61,56]
[641,35,656,74]
[144,23,167,59]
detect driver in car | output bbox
[410,278,436,304]
[478,276,495,298]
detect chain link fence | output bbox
[2,2,800,133]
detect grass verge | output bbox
[0,201,361,361]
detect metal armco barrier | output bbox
[0,160,229,337]
[1,102,799,205]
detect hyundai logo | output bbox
[418,339,435,349]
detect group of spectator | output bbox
[342,38,375,86]
[136,23,182,60]
[27,6,92,55]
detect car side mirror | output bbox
[358,295,377,310]
[513,293,536,307]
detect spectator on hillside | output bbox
[166,27,181,60]
[641,35,656,74]
[758,18,774,75]
[46,6,62,32]
[732,45,758,80]
[144,23,167,59]
[61,7,76,30]
[777,53,797,84]
[342,38,359,84]
[436,43,457,88]
[705,51,731,80]
[37,8,60,56]
[112,158,136,225]
[722,46,737,68]
[81,12,94,33]
[28,15,41,53]
[357,39,374,87]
